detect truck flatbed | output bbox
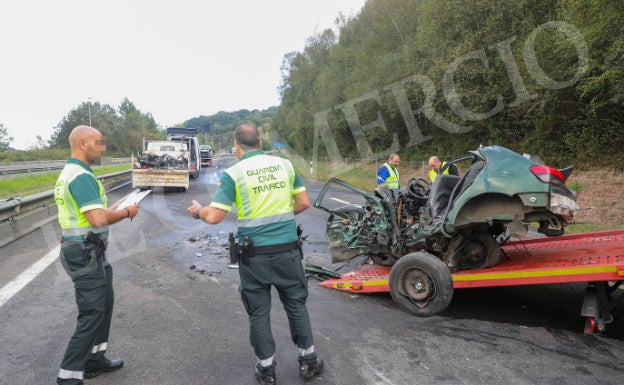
[131,168,190,190]
[319,229,624,334]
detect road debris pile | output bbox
[184,233,230,276]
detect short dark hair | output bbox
[235,124,261,150]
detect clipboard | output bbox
[116,189,152,209]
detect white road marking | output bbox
[0,245,60,309]
[331,197,351,205]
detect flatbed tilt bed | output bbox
[319,229,624,335]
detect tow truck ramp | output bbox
[319,229,624,335]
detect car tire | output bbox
[457,231,502,270]
[389,251,453,317]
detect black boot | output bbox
[255,364,276,385]
[298,356,324,379]
[84,358,124,379]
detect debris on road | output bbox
[305,264,341,281]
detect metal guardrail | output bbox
[0,160,66,175]
[0,157,130,176]
[0,170,131,248]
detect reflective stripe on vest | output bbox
[58,368,83,380]
[61,227,108,237]
[429,161,450,183]
[383,163,400,189]
[226,155,296,229]
[54,163,108,235]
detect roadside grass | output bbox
[0,164,131,200]
[305,160,384,191]
[566,222,624,234]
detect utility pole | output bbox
[88,98,92,126]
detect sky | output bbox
[0,0,367,150]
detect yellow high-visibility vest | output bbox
[225,154,296,228]
[382,163,400,189]
[54,162,108,238]
[429,161,450,183]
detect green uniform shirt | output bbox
[210,150,305,246]
[54,158,108,241]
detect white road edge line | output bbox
[0,245,60,309]
[331,197,350,205]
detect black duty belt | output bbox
[253,241,299,255]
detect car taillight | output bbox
[530,165,565,185]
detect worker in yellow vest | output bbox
[187,124,323,385]
[428,155,459,183]
[377,153,401,189]
[55,125,139,385]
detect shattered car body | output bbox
[314,145,579,271]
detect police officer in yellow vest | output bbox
[428,155,459,183]
[54,125,139,385]
[377,153,400,189]
[187,124,323,385]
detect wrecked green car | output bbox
[314,145,579,272]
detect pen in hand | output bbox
[131,202,137,221]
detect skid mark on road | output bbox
[364,357,397,385]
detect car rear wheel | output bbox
[370,253,398,267]
[457,231,502,270]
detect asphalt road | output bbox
[1,157,624,385]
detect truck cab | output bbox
[166,127,201,179]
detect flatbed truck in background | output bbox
[319,229,624,336]
[131,128,203,191]
[132,140,190,191]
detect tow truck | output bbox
[318,228,624,336]
[314,145,623,335]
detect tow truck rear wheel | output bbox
[389,251,453,317]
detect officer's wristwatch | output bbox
[194,208,200,219]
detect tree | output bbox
[0,123,14,151]
[118,98,149,154]
[27,135,48,150]
[50,101,119,150]
[48,98,162,156]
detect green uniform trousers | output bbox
[238,248,314,361]
[57,240,114,385]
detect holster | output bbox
[86,231,107,259]
[61,231,107,280]
[297,224,305,259]
[240,236,254,265]
[228,232,240,264]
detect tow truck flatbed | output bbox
[319,229,624,334]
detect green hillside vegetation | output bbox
[183,107,278,136]
[180,107,278,151]
[271,0,624,169]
